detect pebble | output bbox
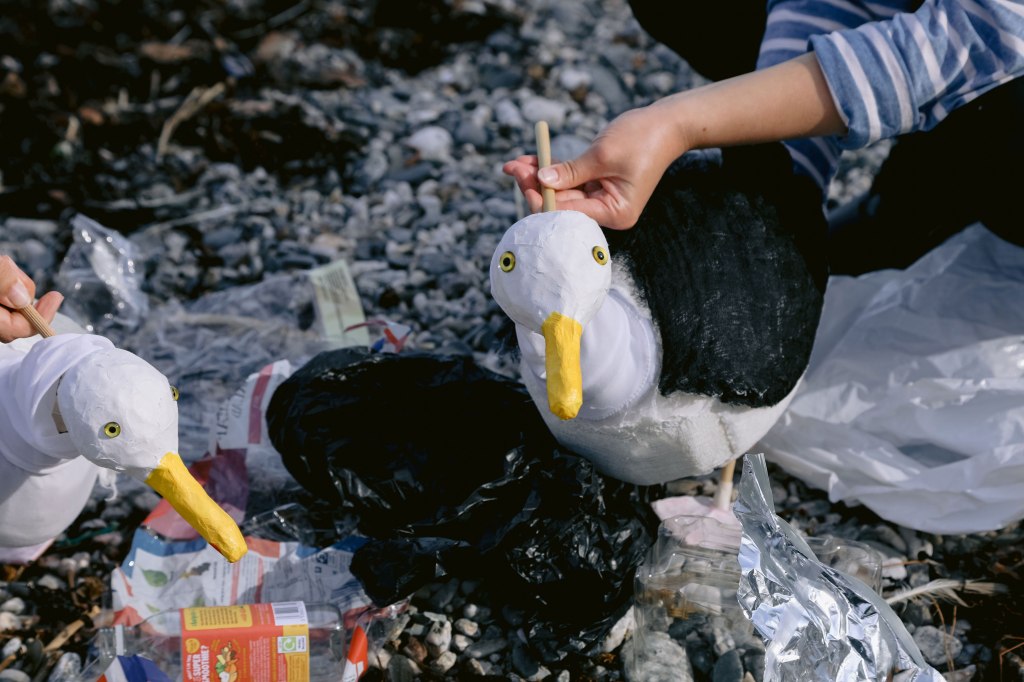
[454,618,479,638]
[712,649,744,682]
[0,598,24,615]
[425,619,452,657]
[428,650,457,674]
[35,575,64,591]
[46,652,82,681]
[1,638,21,659]
[466,637,508,660]
[0,671,30,682]
[624,631,694,682]
[452,633,473,652]
[913,625,964,666]
[400,636,428,664]
[406,126,453,162]
[386,654,421,682]
[0,613,20,632]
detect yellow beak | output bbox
[542,312,583,420]
[145,453,248,562]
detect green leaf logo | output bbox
[142,569,168,587]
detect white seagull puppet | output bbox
[0,330,247,562]
[490,146,826,485]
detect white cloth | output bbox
[0,333,113,473]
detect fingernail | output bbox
[7,281,31,308]
[537,167,557,185]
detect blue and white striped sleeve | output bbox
[811,0,1024,149]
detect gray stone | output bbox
[1,638,20,659]
[454,618,479,638]
[466,637,507,659]
[418,251,455,276]
[712,650,744,682]
[407,126,453,162]
[624,631,694,682]
[501,604,525,626]
[386,654,421,682]
[520,96,570,128]
[0,671,30,682]
[1,598,24,614]
[512,642,541,679]
[913,625,963,666]
[46,652,81,682]
[0,613,20,632]
[586,64,630,114]
[452,634,473,652]
[35,573,63,589]
[429,651,457,674]
[425,619,452,657]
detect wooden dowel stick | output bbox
[713,458,737,511]
[535,120,556,212]
[17,305,56,338]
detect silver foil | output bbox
[733,454,943,682]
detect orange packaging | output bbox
[180,602,310,682]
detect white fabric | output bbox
[0,333,113,473]
[760,225,1024,533]
[0,328,109,546]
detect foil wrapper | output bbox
[734,454,943,682]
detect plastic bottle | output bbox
[82,601,348,681]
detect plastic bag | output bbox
[120,274,331,457]
[760,225,1024,533]
[54,214,148,338]
[266,347,665,661]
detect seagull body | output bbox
[0,332,246,560]
[491,149,826,485]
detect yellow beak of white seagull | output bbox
[490,210,612,421]
[57,348,247,562]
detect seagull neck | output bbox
[565,289,659,420]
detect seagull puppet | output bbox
[0,328,247,561]
[490,146,827,485]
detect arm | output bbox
[504,52,845,228]
[811,0,1024,149]
[0,256,63,343]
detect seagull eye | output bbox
[170,386,179,401]
[592,246,609,265]
[499,251,516,272]
[103,422,122,438]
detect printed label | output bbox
[308,259,370,348]
[180,602,309,682]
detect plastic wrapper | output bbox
[266,347,664,661]
[760,225,1024,533]
[54,214,148,338]
[628,514,883,682]
[734,453,943,681]
[120,274,331,457]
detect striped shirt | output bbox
[757,0,1024,192]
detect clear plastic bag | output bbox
[120,274,331,458]
[54,214,149,338]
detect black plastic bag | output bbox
[266,347,663,658]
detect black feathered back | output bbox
[604,143,827,407]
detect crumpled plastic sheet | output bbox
[121,274,331,457]
[734,453,943,682]
[54,214,149,338]
[265,347,665,662]
[760,225,1024,533]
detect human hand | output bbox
[502,104,688,229]
[0,256,63,342]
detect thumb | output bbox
[537,150,602,190]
